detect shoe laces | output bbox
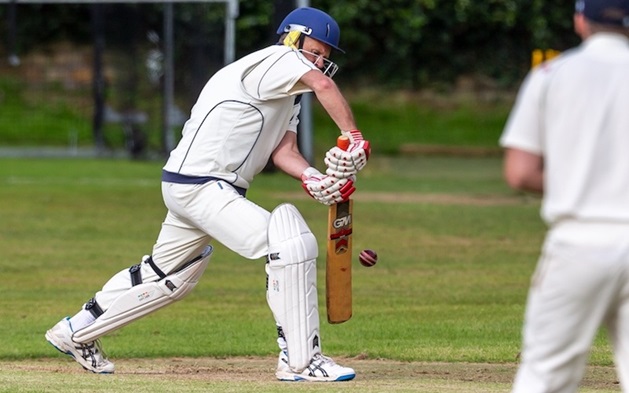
[306,354,332,378]
[312,353,335,366]
[78,339,109,368]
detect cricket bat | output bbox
[326,135,353,324]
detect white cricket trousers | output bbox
[512,221,629,393]
[94,180,271,308]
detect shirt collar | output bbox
[582,32,629,51]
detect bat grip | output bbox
[337,135,350,151]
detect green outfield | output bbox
[0,156,619,392]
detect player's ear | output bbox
[573,13,589,38]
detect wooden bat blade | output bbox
[326,199,353,324]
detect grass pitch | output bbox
[0,155,618,391]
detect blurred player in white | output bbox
[45,7,370,382]
[500,0,629,391]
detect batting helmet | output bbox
[276,7,344,53]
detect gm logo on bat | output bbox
[333,215,351,229]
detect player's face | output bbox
[301,37,332,67]
[300,37,338,78]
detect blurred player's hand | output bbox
[301,167,355,205]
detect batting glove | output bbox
[301,167,356,205]
[324,142,370,178]
[325,130,371,178]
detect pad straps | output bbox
[129,264,142,286]
[129,249,210,290]
[133,252,208,286]
[85,297,104,319]
[144,256,166,279]
[127,256,164,288]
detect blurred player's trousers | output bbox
[513,221,629,393]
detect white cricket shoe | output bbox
[45,317,115,374]
[276,351,355,382]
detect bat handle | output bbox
[337,135,350,151]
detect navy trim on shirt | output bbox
[162,170,247,197]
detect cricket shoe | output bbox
[45,317,115,374]
[276,351,355,382]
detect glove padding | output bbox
[324,140,370,178]
[301,167,356,205]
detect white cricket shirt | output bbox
[163,45,319,190]
[500,33,629,225]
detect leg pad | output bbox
[266,204,321,371]
[72,246,212,344]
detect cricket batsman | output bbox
[45,6,370,381]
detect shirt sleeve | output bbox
[245,48,318,101]
[499,68,549,155]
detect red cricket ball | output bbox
[359,249,378,267]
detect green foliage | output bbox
[313,0,580,88]
[1,4,92,51]
[0,1,581,89]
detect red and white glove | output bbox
[301,167,356,205]
[324,130,371,178]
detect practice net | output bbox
[0,0,237,158]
